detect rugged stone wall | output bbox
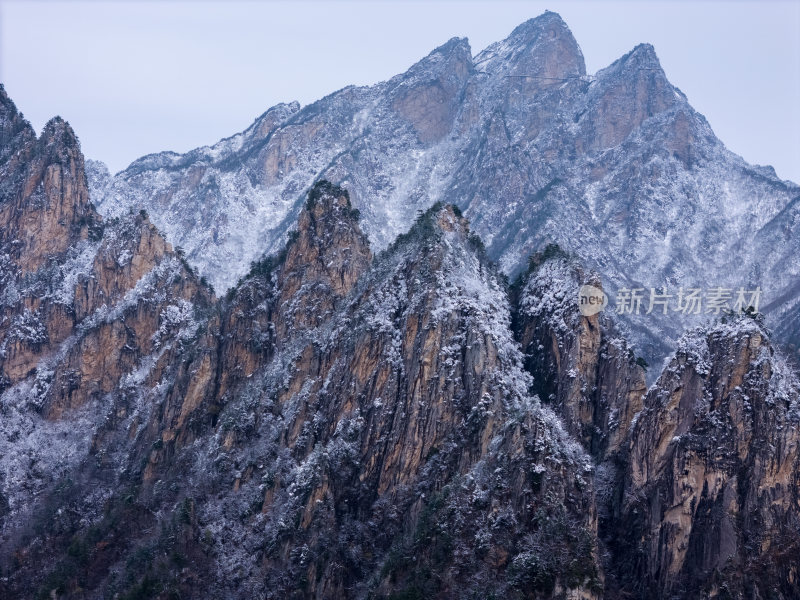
[514,249,800,599]
[139,199,601,599]
[612,321,800,599]
[0,86,211,418]
[1,84,799,600]
[0,89,216,597]
[514,249,646,459]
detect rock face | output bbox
[1,109,602,598]
[0,115,90,275]
[0,85,211,404]
[2,54,800,600]
[87,12,800,369]
[0,86,215,592]
[610,320,800,599]
[215,181,371,401]
[274,181,372,335]
[513,251,800,599]
[202,201,600,599]
[514,248,647,459]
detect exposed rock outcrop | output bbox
[610,319,800,599]
[2,125,603,598]
[152,201,602,599]
[514,247,646,459]
[0,86,211,417]
[513,248,800,599]
[2,81,799,600]
[214,180,371,402]
[0,89,215,592]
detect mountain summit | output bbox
[476,11,586,79]
[86,13,800,366]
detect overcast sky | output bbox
[1,1,798,182]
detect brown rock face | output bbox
[391,37,474,144]
[0,87,210,418]
[611,320,800,599]
[498,11,586,86]
[198,203,600,599]
[2,85,798,600]
[0,91,214,587]
[0,99,94,275]
[512,249,800,599]
[14,194,596,600]
[214,180,371,401]
[275,181,372,334]
[515,248,646,459]
[580,44,678,152]
[0,90,93,388]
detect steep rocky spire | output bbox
[475,10,586,80]
[276,180,372,332]
[0,84,35,165]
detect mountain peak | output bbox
[434,35,472,57]
[0,83,18,119]
[0,85,35,162]
[390,36,473,144]
[400,34,473,83]
[598,42,666,80]
[5,21,800,600]
[434,203,471,236]
[40,116,78,145]
[386,202,482,264]
[626,42,663,70]
[476,11,586,78]
[37,116,84,170]
[276,180,371,318]
[508,10,569,38]
[580,39,681,151]
[303,179,361,224]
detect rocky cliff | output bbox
[1,103,603,597]
[194,200,600,599]
[0,85,216,595]
[514,248,647,459]
[610,320,800,599]
[512,250,800,599]
[2,40,800,600]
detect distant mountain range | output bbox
[87,11,800,366]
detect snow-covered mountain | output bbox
[87,12,800,365]
[3,77,800,598]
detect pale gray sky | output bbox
[1,1,799,183]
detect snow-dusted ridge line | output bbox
[87,11,800,369]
